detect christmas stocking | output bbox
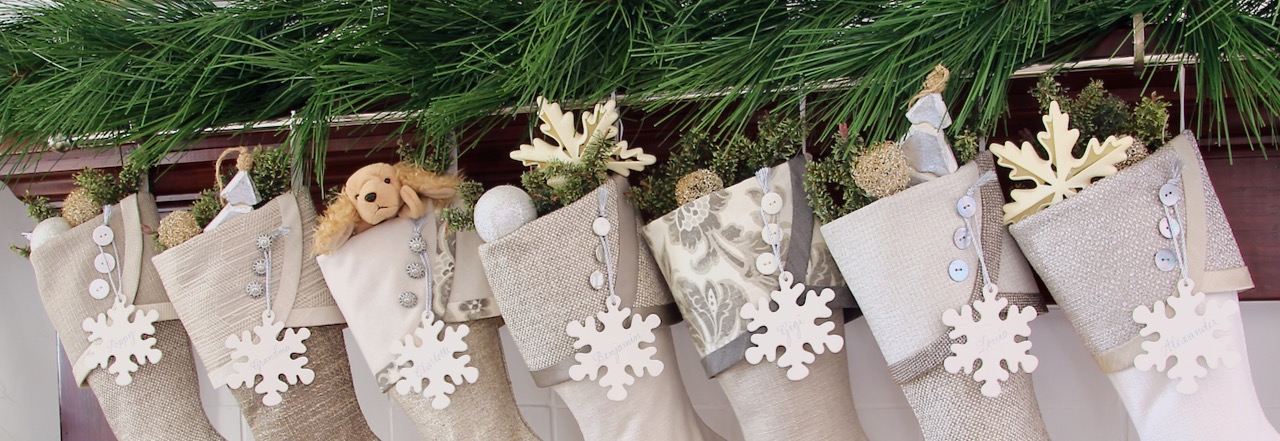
[316,214,538,440]
[152,191,379,440]
[821,152,1051,441]
[1007,132,1279,441]
[29,189,224,440]
[642,156,869,441]
[478,177,723,441]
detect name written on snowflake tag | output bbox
[941,284,1038,398]
[1133,278,1240,394]
[590,332,644,365]
[566,297,665,401]
[224,310,315,406]
[82,298,163,386]
[740,271,844,381]
[390,315,479,410]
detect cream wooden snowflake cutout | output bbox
[390,313,479,409]
[224,310,314,406]
[990,101,1133,224]
[510,97,656,176]
[942,285,1038,397]
[82,297,163,386]
[1133,278,1240,394]
[740,271,844,381]
[566,296,664,401]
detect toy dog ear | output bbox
[313,195,360,255]
[399,185,426,219]
[422,187,457,200]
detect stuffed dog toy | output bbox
[314,162,460,254]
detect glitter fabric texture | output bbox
[1009,132,1248,356]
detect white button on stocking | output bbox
[948,259,970,282]
[953,227,971,250]
[1159,217,1181,239]
[1158,184,1182,206]
[1155,249,1178,272]
[94,253,117,274]
[592,217,611,237]
[756,254,778,275]
[92,225,114,246]
[761,223,782,246]
[761,192,784,215]
[89,279,110,300]
[590,271,606,290]
[956,196,977,218]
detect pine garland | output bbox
[0,0,1275,180]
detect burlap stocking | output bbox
[479,177,722,441]
[1009,132,1278,441]
[316,214,537,440]
[642,156,867,441]
[822,152,1051,441]
[389,318,537,440]
[153,192,378,440]
[29,191,223,440]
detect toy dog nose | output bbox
[363,193,377,203]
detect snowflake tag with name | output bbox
[942,284,1039,397]
[82,297,163,386]
[390,312,479,409]
[740,271,844,381]
[224,310,314,406]
[1133,278,1239,394]
[566,296,664,401]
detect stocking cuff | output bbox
[479,177,678,387]
[643,155,856,378]
[154,191,345,387]
[1009,132,1252,371]
[823,152,1044,383]
[31,190,179,385]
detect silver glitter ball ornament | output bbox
[251,259,269,276]
[406,262,427,279]
[408,235,427,254]
[255,234,275,251]
[398,291,419,308]
[245,282,265,299]
[474,185,537,243]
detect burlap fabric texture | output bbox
[479,177,722,441]
[152,191,377,440]
[642,156,867,441]
[29,190,223,440]
[822,152,1050,441]
[316,212,535,440]
[1009,132,1277,440]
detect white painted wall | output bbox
[0,190,59,441]
[1,186,1276,440]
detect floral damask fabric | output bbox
[643,157,845,366]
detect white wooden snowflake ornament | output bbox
[224,310,314,406]
[1133,278,1239,394]
[510,97,656,176]
[990,101,1132,224]
[566,296,664,401]
[390,312,479,409]
[82,297,163,386]
[740,271,844,381]
[942,284,1039,397]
